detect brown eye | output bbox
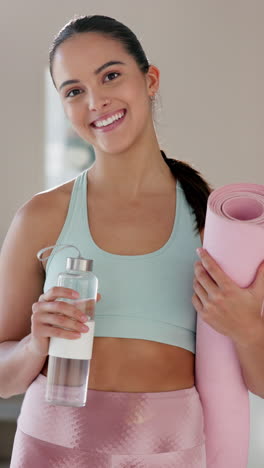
[66,89,83,98]
[104,72,120,82]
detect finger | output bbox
[32,300,87,322]
[194,264,219,297]
[192,293,203,314]
[33,322,83,340]
[196,249,231,290]
[193,279,208,306]
[35,311,89,334]
[97,293,101,302]
[38,287,80,302]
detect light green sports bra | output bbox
[44,168,202,354]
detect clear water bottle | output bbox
[45,256,98,407]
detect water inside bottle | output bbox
[46,356,91,407]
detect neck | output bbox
[88,134,175,200]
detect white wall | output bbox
[0,1,263,466]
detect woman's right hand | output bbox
[28,287,90,357]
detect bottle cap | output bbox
[66,257,93,272]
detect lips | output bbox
[90,109,126,127]
[92,110,127,133]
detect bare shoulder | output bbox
[13,178,75,247]
[1,176,76,278]
[19,178,74,222]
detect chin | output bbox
[96,139,137,156]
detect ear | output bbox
[145,64,160,97]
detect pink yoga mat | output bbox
[195,182,264,467]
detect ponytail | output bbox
[161,151,214,236]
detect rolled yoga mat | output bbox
[195,183,264,468]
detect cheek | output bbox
[131,80,149,104]
[63,106,90,142]
[120,75,149,108]
[126,83,150,120]
[64,103,85,126]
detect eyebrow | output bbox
[58,60,126,91]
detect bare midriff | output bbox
[40,338,195,392]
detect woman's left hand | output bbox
[192,248,264,346]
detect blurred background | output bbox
[0,0,263,466]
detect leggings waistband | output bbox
[17,373,205,454]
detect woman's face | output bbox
[52,32,159,155]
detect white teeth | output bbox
[94,111,125,128]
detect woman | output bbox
[2,14,264,468]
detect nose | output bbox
[87,89,110,112]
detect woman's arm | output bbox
[0,187,96,398]
[0,335,47,398]
[0,195,53,398]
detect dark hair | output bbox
[49,15,149,86]
[161,151,213,235]
[49,15,213,235]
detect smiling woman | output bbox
[50,31,158,157]
[1,14,214,468]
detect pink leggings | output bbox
[11,373,206,467]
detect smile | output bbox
[91,109,127,133]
